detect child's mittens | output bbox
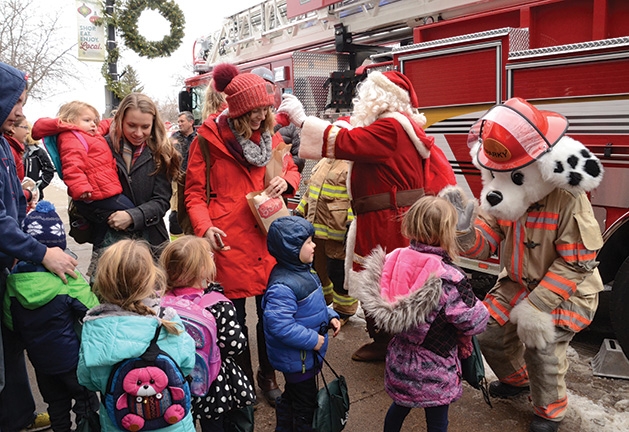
[439,186,477,234]
[457,334,474,359]
[510,299,556,350]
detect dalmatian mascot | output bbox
[441,97,604,432]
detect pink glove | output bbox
[278,94,306,127]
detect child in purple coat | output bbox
[352,195,489,432]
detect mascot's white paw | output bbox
[510,300,555,350]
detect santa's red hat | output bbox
[367,70,419,108]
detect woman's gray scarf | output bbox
[227,116,272,167]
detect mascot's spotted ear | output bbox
[538,135,603,194]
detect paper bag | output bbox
[246,191,290,235]
[265,142,292,186]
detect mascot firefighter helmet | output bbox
[469,97,568,171]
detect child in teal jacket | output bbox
[77,239,196,432]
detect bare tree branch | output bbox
[0,0,80,100]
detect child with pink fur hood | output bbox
[351,195,488,432]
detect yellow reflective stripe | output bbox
[333,291,357,305]
[313,223,346,241]
[320,184,350,199]
[321,282,333,296]
[348,208,354,221]
[296,199,306,214]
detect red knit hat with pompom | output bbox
[212,63,275,118]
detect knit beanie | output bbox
[368,70,420,108]
[23,200,67,250]
[213,63,275,118]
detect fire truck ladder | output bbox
[199,0,429,68]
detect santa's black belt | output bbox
[351,188,424,215]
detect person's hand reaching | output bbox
[278,94,307,128]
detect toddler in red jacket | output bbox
[32,101,134,245]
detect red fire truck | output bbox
[179,0,629,354]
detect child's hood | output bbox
[350,246,462,334]
[6,268,97,309]
[81,299,180,367]
[0,63,27,127]
[267,216,314,269]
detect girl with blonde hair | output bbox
[77,239,196,431]
[352,195,489,432]
[160,236,255,431]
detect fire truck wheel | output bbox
[611,255,629,358]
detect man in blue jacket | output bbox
[0,61,78,431]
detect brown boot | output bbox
[351,341,388,362]
[352,314,391,362]
[257,370,282,407]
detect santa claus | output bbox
[441,97,604,432]
[279,70,455,361]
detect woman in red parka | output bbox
[184,63,300,408]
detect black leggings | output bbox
[383,402,449,432]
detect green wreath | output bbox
[118,0,185,59]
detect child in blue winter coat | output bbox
[263,216,341,432]
[2,201,100,431]
[77,239,196,432]
[352,196,489,432]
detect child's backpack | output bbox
[160,290,227,397]
[105,325,191,431]
[42,130,88,181]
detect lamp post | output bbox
[104,0,119,116]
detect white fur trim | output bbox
[510,300,556,350]
[368,71,411,108]
[351,246,443,334]
[380,112,431,159]
[298,117,332,160]
[344,218,357,294]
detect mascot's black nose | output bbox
[486,191,503,207]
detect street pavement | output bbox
[24,182,629,432]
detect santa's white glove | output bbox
[510,299,556,350]
[439,186,477,233]
[278,94,307,128]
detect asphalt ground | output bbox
[23,182,629,432]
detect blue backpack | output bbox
[104,325,191,431]
[42,130,88,180]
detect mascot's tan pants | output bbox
[478,279,575,421]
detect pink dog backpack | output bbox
[105,325,191,431]
[161,290,227,397]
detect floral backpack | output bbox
[160,290,227,397]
